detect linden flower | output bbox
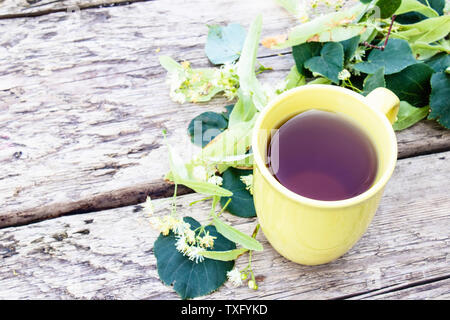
[198,231,216,248]
[186,245,205,263]
[248,279,258,290]
[338,69,351,81]
[185,228,197,244]
[173,220,191,236]
[240,174,254,195]
[175,235,190,254]
[207,175,223,186]
[227,268,243,287]
[149,217,171,236]
[143,196,154,216]
[352,46,366,63]
[149,215,181,236]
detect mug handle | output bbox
[365,87,400,125]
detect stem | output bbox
[217,198,231,217]
[171,183,178,214]
[189,196,213,206]
[363,15,397,51]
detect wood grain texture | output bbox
[0,151,449,299]
[1,0,449,228]
[0,0,149,18]
[357,278,450,300]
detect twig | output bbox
[363,15,397,51]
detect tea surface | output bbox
[267,110,378,201]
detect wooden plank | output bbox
[0,151,448,299]
[0,0,148,18]
[1,0,449,228]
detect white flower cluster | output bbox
[146,196,217,264]
[226,267,258,290]
[192,165,223,186]
[166,61,239,104]
[213,62,240,100]
[240,174,253,195]
[338,69,351,81]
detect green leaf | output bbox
[385,63,435,107]
[200,248,248,261]
[205,24,246,65]
[200,117,256,164]
[154,217,236,300]
[375,0,402,19]
[159,55,184,73]
[237,14,267,112]
[221,104,235,121]
[425,53,450,72]
[178,179,233,197]
[397,16,450,44]
[396,0,443,24]
[220,167,255,218]
[340,35,361,62]
[307,77,332,85]
[292,42,322,76]
[428,71,450,128]
[228,94,257,129]
[395,0,440,17]
[187,111,229,147]
[273,4,367,48]
[212,216,263,251]
[284,65,306,90]
[167,145,233,197]
[411,42,445,61]
[363,66,386,96]
[304,42,344,84]
[393,101,429,131]
[354,39,417,75]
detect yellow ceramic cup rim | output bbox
[252,84,398,209]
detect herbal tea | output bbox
[267,109,378,201]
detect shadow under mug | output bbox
[252,85,400,265]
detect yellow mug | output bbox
[252,85,399,265]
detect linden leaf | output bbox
[187,110,230,147]
[284,65,306,90]
[363,66,385,96]
[304,42,344,84]
[385,63,434,107]
[292,42,322,76]
[340,35,361,62]
[220,167,256,218]
[205,24,246,65]
[273,4,366,48]
[428,72,450,128]
[212,216,263,251]
[396,0,443,24]
[396,16,450,44]
[375,0,402,19]
[354,39,417,75]
[200,248,248,261]
[154,217,236,300]
[425,53,450,73]
[393,101,429,131]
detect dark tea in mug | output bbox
[267,109,378,201]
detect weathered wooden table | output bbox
[1,0,449,300]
